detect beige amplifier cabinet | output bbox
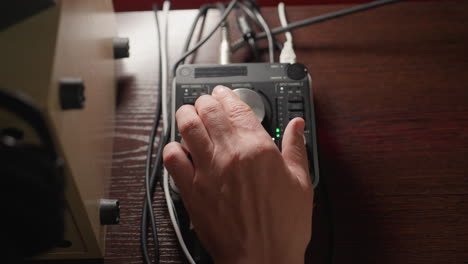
[0,0,124,259]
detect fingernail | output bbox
[213,85,227,95]
[297,118,305,135]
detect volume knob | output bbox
[232,88,265,122]
[286,63,308,80]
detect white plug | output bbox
[278,2,297,64]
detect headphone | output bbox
[0,89,65,260]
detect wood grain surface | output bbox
[32,2,468,264]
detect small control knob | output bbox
[232,88,265,122]
[100,199,120,225]
[59,78,85,110]
[113,37,130,59]
[286,63,308,80]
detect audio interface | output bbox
[172,62,319,187]
[170,62,320,263]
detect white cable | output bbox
[278,2,296,64]
[161,1,197,263]
[161,1,170,132]
[164,169,196,264]
[278,2,292,42]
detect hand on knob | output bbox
[163,85,313,264]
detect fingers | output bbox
[176,105,213,166]
[281,118,311,189]
[194,95,233,146]
[163,142,194,195]
[211,86,262,131]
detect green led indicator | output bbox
[275,128,280,133]
[276,133,281,138]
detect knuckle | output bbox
[197,98,220,117]
[229,102,251,119]
[255,140,278,154]
[192,176,211,194]
[214,85,226,91]
[178,117,201,136]
[163,144,178,162]
[177,104,194,113]
[243,139,278,160]
[200,103,219,117]
[224,147,241,165]
[176,105,194,119]
[194,94,211,105]
[228,102,260,129]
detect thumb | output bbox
[163,142,194,197]
[281,118,311,188]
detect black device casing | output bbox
[172,63,319,186]
[171,63,320,263]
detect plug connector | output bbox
[278,2,296,64]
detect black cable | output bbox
[215,2,226,13]
[150,3,237,262]
[231,0,402,51]
[252,9,274,62]
[146,0,393,263]
[172,0,238,76]
[236,1,261,26]
[236,1,282,60]
[187,10,210,65]
[239,0,274,62]
[142,127,172,263]
[141,5,163,264]
[154,2,215,193]
[180,5,213,65]
[235,8,259,61]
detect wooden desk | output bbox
[105,2,468,264]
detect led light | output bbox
[276,133,281,138]
[276,128,280,133]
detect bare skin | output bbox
[163,85,313,264]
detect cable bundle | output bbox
[140,1,402,263]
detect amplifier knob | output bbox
[232,88,265,122]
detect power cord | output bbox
[237,1,275,63]
[164,1,239,263]
[171,0,239,76]
[232,0,402,52]
[251,7,274,63]
[235,7,260,61]
[181,4,213,65]
[140,4,163,264]
[140,1,172,263]
[141,4,217,263]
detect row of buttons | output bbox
[182,87,209,105]
[183,96,198,104]
[287,94,304,119]
[277,93,306,136]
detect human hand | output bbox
[163,86,313,264]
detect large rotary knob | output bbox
[232,88,265,122]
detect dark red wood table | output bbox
[104,2,468,264]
